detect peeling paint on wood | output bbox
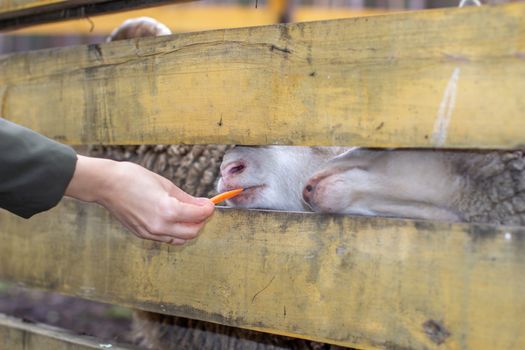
[0,200,524,349]
[0,0,192,30]
[1,3,525,148]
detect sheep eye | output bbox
[231,165,245,174]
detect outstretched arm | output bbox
[0,118,214,244]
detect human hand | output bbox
[65,155,215,244]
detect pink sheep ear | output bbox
[107,17,172,42]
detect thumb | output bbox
[168,184,210,205]
[181,195,215,208]
[166,184,215,212]
[172,198,215,222]
[191,197,215,206]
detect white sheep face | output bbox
[303,149,463,221]
[217,146,348,211]
[218,146,464,222]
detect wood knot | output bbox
[423,319,451,345]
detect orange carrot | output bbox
[210,188,244,204]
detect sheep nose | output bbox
[302,179,318,204]
[221,161,246,178]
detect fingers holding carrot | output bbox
[210,188,243,205]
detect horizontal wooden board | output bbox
[0,313,136,350]
[9,4,393,35]
[1,3,525,148]
[0,0,106,16]
[0,0,191,30]
[1,199,524,349]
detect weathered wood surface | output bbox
[1,3,525,148]
[0,313,136,350]
[0,0,105,16]
[0,0,191,30]
[10,4,392,35]
[1,199,524,349]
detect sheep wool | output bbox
[88,144,231,198]
[454,150,525,226]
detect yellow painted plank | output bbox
[1,3,524,148]
[0,0,181,17]
[9,4,393,35]
[0,0,119,20]
[0,313,136,350]
[0,0,191,30]
[295,6,395,22]
[0,200,524,349]
[0,3,525,148]
[0,0,94,15]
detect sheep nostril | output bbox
[303,182,315,203]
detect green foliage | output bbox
[0,280,12,294]
[104,305,132,319]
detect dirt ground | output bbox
[0,281,348,350]
[0,280,136,345]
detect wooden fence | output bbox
[0,313,139,350]
[0,2,524,349]
[0,0,192,30]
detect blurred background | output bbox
[0,0,519,346]
[0,0,509,54]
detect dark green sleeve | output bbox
[0,118,77,218]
